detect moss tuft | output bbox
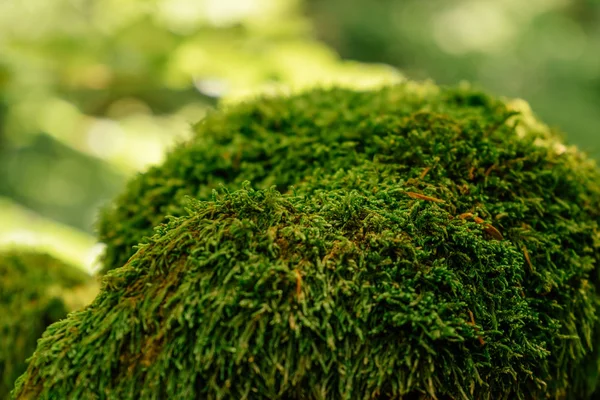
[0,250,95,398]
[16,83,600,398]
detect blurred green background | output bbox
[0,0,598,271]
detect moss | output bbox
[0,250,95,398]
[15,83,600,398]
[98,81,509,274]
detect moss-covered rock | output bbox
[0,250,96,398]
[16,83,600,398]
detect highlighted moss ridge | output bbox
[0,250,93,398]
[15,82,600,398]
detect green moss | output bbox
[0,250,94,398]
[98,81,518,274]
[15,83,600,398]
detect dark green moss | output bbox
[0,250,94,398]
[13,178,600,399]
[16,83,600,398]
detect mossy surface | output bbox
[98,82,529,274]
[0,250,93,398]
[16,84,600,398]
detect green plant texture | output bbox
[97,81,529,273]
[15,83,600,398]
[0,250,93,398]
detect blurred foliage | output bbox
[0,198,98,270]
[0,134,123,231]
[307,0,600,157]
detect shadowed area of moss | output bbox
[0,250,96,398]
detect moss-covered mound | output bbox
[14,82,600,398]
[13,178,600,399]
[0,250,95,398]
[98,82,560,274]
